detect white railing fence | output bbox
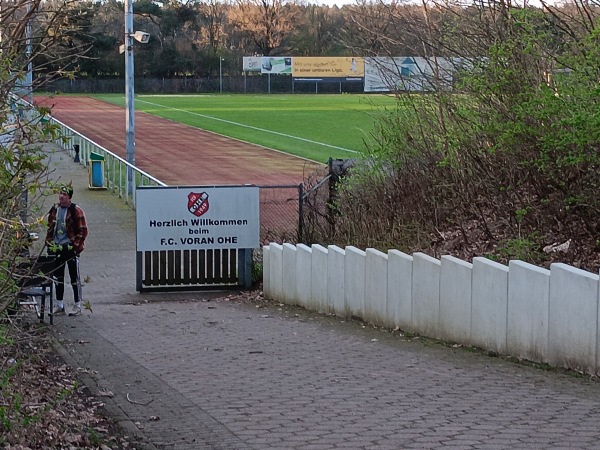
[10,96,166,207]
[49,116,166,207]
[263,243,600,375]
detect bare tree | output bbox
[228,0,299,55]
[196,0,229,55]
[291,4,345,55]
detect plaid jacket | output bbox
[46,202,89,254]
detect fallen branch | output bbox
[126,392,154,406]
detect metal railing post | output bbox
[298,183,304,243]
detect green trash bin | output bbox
[40,115,50,136]
[88,152,106,189]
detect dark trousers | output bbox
[49,246,82,303]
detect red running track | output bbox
[36,95,322,186]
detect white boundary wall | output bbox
[263,244,600,375]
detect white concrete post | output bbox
[282,243,297,305]
[365,248,388,326]
[268,243,283,301]
[296,244,312,309]
[548,263,599,374]
[507,261,550,363]
[345,246,366,319]
[440,255,472,344]
[263,245,271,298]
[311,244,328,313]
[327,245,346,316]
[412,253,441,339]
[471,257,509,354]
[387,250,413,332]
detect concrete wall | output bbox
[263,243,600,375]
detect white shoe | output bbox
[68,303,82,316]
[52,305,65,315]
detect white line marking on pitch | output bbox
[136,98,360,154]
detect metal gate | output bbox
[136,249,252,292]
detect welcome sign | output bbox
[136,186,260,251]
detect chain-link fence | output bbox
[300,173,332,245]
[298,158,357,246]
[259,185,303,245]
[257,160,354,248]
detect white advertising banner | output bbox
[136,186,260,251]
[243,56,263,72]
[364,57,454,92]
[260,56,292,74]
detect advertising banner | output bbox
[243,56,263,72]
[136,186,260,251]
[260,56,292,74]
[364,57,454,92]
[292,57,364,79]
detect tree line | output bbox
[24,0,596,80]
[34,0,357,79]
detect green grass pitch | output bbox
[94,94,398,163]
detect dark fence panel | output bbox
[43,76,364,95]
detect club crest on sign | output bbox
[188,192,209,217]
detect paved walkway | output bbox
[42,148,600,449]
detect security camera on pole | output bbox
[123,0,149,196]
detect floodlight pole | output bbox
[219,57,223,94]
[125,0,135,193]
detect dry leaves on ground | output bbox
[0,318,143,450]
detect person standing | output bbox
[46,183,88,316]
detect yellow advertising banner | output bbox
[292,57,364,78]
